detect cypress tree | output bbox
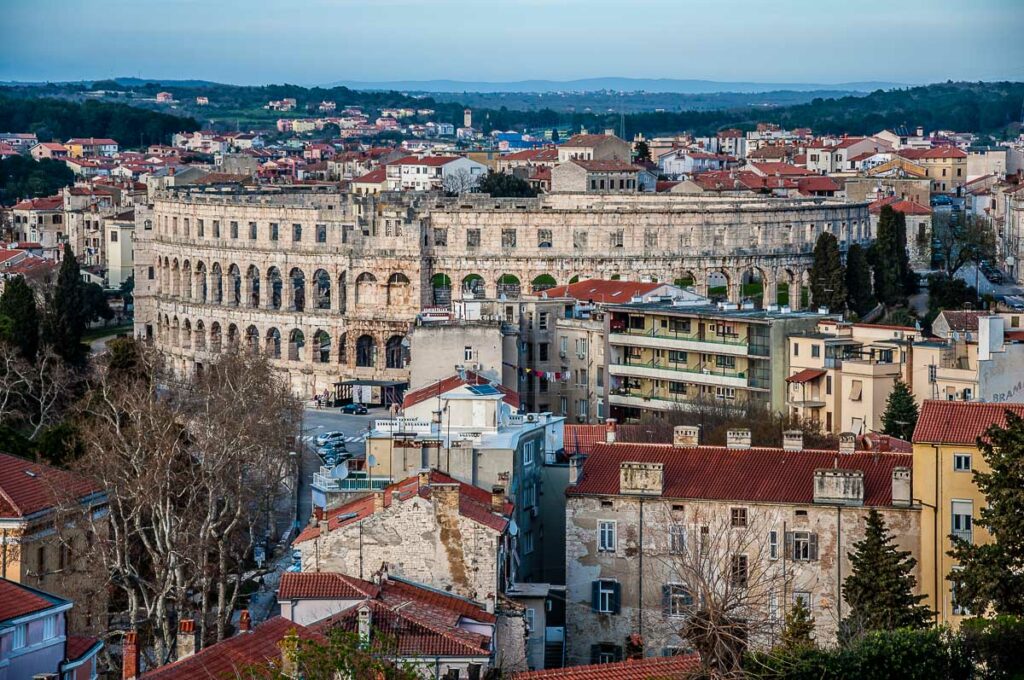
[0,275,40,360]
[42,244,88,366]
[948,411,1024,616]
[843,508,932,632]
[871,205,905,305]
[808,232,847,312]
[881,380,919,441]
[845,243,875,317]
[779,597,816,650]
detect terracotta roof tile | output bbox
[512,654,700,679]
[278,573,377,600]
[65,635,103,662]
[570,443,910,506]
[0,578,64,623]
[936,310,987,332]
[541,279,662,304]
[403,371,519,409]
[564,424,608,455]
[0,452,102,519]
[786,368,827,384]
[912,401,1024,445]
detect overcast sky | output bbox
[3,0,1023,86]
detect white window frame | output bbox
[769,530,779,560]
[523,440,534,467]
[953,453,972,472]
[597,580,617,613]
[598,520,617,552]
[666,583,693,616]
[793,591,812,609]
[524,607,536,632]
[42,614,56,640]
[11,623,26,649]
[952,499,973,543]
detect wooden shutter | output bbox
[592,580,600,612]
[612,582,622,614]
[784,531,794,560]
[590,644,600,664]
[809,533,819,560]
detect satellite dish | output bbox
[367,455,377,467]
[508,519,519,536]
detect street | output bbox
[956,263,1024,299]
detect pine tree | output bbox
[779,597,816,650]
[845,243,875,317]
[882,380,919,441]
[809,232,847,312]
[0,275,40,360]
[948,411,1024,616]
[843,509,931,632]
[41,244,88,366]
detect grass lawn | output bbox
[83,322,133,342]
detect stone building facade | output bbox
[133,187,870,396]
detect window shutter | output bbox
[590,644,600,664]
[612,582,622,614]
[784,531,794,559]
[662,584,671,616]
[809,533,819,561]
[592,580,600,612]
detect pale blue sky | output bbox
[3,0,1022,85]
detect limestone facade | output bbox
[133,187,871,395]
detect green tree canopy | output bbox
[41,244,89,366]
[949,411,1024,616]
[881,380,919,441]
[0,155,74,206]
[843,508,932,634]
[844,243,875,317]
[779,597,816,651]
[475,171,537,198]
[809,232,847,312]
[870,206,913,305]
[0,275,39,360]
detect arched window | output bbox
[289,268,306,312]
[356,334,376,367]
[245,325,260,355]
[267,267,283,310]
[497,274,521,299]
[531,274,557,293]
[313,269,331,310]
[288,329,305,361]
[313,330,331,363]
[430,273,451,307]
[385,335,405,369]
[462,274,485,298]
[265,328,282,358]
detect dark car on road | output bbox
[340,403,368,415]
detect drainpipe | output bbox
[638,498,645,642]
[836,506,842,621]
[932,443,941,623]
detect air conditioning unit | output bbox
[525,413,538,423]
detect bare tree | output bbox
[68,343,301,669]
[442,168,478,196]
[0,342,75,442]
[932,213,996,278]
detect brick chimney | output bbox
[431,483,461,516]
[673,425,700,448]
[357,605,372,647]
[176,619,197,660]
[782,430,804,452]
[238,609,251,633]
[605,418,617,443]
[122,630,140,680]
[839,432,856,455]
[726,428,751,449]
[491,485,505,513]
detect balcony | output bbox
[312,467,391,494]
[952,529,973,544]
[610,326,750,356]
[609,358,752,389]
[609,390,746,413]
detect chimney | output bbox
[431,483,461,516]
[176,619,197,660]
[891,466,912,507]
[838,432,857,455]
[280,630,299,678]
[491,485,506,513]
[122,631,140,680]
[605,418,618,443]
[568,454,583,485]
[673,425,700,448]
[318,519,329,537]
[813,469,865,506]
[372,491,385,512]
[782,430,803,452]
[619,461,664,496]
[238,609,251,633]
[418,469,431,488]
[726,428,751,450]
[357,605,372,647]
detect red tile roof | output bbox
[12,196,63,211]
[391,155,460,167]
[512,654,700,679]
[0,578,63,623]
[564,424,608,455]
[912,401,1024,445]
[562,134,622,147]
[786,368,826,384]
[750,162,812,176]
[278,572,375,600]
[293,470,511,544]
[898,147,967,160]
[541,279,662,304]
[403,371,519,409]
[65,635,102,662]
[502,147,557,162]
[66,137,118,146]
[935,310,987,332]
[868,196,931,215]
[142,617,324,679]
[353,167,386,183]
[796,176,840,194]
[0,453,102,519]
[570,443,910,506]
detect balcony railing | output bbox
[612,358,746,380]
[313,472,391,493]
[952,529,973,544]
[611,325,749,348]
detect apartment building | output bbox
[556,134,632,164]
[911,401,1024,625]
[564,427,918,663]
[897,147,968,193]
[605,299,833,420]
[10,196,64,249]
[786,321,918,434]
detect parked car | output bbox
[317,441,348,456]
[316,431,347,446]
[340,403,368,415]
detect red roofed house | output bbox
[11,195,64,249]
[0,453,109,634]
[557,134,631,164]
[912,400,1024,625]
[65,137,119,158]
[0,578,102,680]
[550,159,655,194]
[896,147,968,193]
[511,653,699,680]
[294,470,515,607]
[277,569,526,676]
[30,142,69,161]
[564,429,918,661]
[385,155,488,192]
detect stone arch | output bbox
[245,325,260,355]
[338,271,347,313]
[210,322,222,352]
[267,267,283,310]
[289,267,306,312]
[162,256,171,294]
[195,320,206,351]
[246,265,260,308]
[740,266,768,307]
[430,273,451,307]
[182,318,192,349]
[778,268,797,307]
[194,261,208,304]
[531,274,557,293]
[313,329,331,363]
[356,334,376,367]
[228,263,242,306]
[338,332,348,365]
[265,327,282,359]
[462,273,486,298]
[288,328,305,361]
[355,272,378,307]
[226,323,240,351]
[568,274,580,285]
[171,316,180,347]
[210,262,223,304]
[182,260,193,300]
[385,335,405,369]
[674,270,697,289]
[705,268,730,301]
[497,273,521,299]
[171,258,181,297]
[386,273,410,307]
[313,269,331,310]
